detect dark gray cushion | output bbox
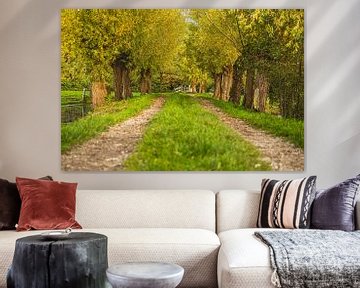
[0,179,20,230]
[0,176,53,230]
[311,174,360,231]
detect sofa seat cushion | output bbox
[218,228,281,288]
[101,228,220,288]
[0,228,219,288]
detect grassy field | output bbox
[201,96,304,149]
[61,90,86,105]
[124,93,271,171]
[61,90,143,105]
[61,94,158,153]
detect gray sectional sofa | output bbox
[0,189,359,288]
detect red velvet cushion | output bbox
[16,177,82,231]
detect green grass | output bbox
[61,94,158,153]
[124,93,271,171]
[206,98,304,149]
[61,90,84,105]
[61,90,142,105]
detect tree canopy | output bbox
[61,9,304,119]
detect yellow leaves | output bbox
[128,9,186,70]
[61,8,303,88]
[252,10,261,21]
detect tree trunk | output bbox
[140,68,152,94]
[159,72,164,92]
[257,73,269,112]
[140,70,146,94]
[91,81,107,108]
[113,59,124,101]
[123,68,132,98]
[229,61,242,105]
[199,82,206,93]
[299,60,303,78]
[243,69,255,109]
[213,73,222,99]
[280,94,289,118]
[221,65,233,101]
[190,81,197,93]
[7,233,108,288]
[146,69,151,93]
[113,56,132,100]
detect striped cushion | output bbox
[257,176,317,229]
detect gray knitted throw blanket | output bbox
[255,230,360,288]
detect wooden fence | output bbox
[61,89,92,123]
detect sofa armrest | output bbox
[356,200,360,230]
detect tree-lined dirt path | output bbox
[200,100,304,171]
[61,97,165,171]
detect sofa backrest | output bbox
[216,190,260,233]
[76,190,216,231]
[217,190,360,232]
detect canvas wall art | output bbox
[61,9,304,171]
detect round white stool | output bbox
[106,262,184,288]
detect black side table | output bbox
[7,232,108,288]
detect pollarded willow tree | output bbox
[268,9,304,118]
[132,9,186,94]
[185,9,304,119]
[239,9,304,116]
[61,9,136,105]
[176,27,211,93]
[186,10,238,100]
[62,9,303,118]
[61,9,185,105]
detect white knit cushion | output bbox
[218,228,279,288]
[76,190,216,231]
[216,190,260,233]
[0,228,220,288]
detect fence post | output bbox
[82,88,86,117]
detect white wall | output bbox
[0,0,359,191]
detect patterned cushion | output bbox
[257,176,317,229]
